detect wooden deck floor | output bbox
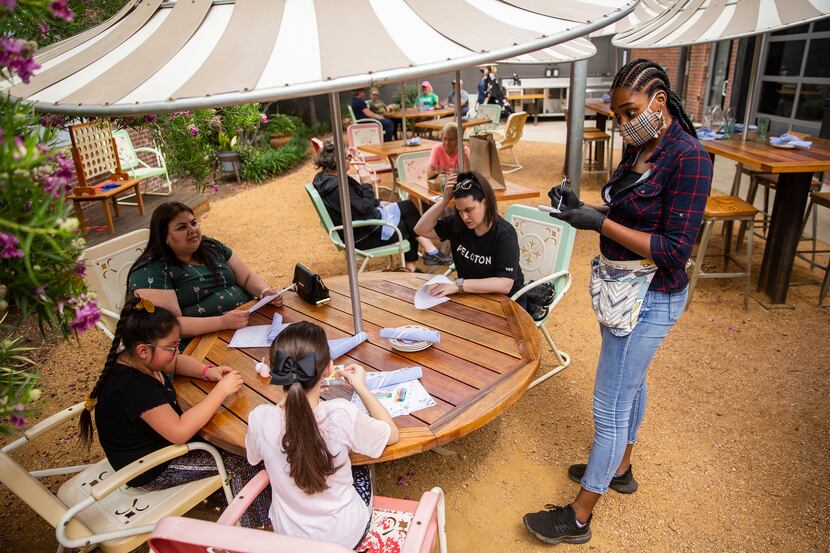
[78,185,208,248]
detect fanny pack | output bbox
[293,264,330,305]
[589,255,657,336]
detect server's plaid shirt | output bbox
[600,119,713,293]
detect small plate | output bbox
[770,142,796,149]
[388,325,433,352]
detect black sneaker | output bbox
[523,504,592,545]
[423,251,452,265]
[568,464,638,494]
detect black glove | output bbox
[547,186,583,211]
[550,206,606,232]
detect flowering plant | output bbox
[0,0,102,431]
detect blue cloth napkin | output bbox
[770,133,812,149]
[601,93,610,102]
[379,327,441,343]
[365,366,423,390]
[266,313,289,344]
[697,129,724,141]
[733,124,757,132]
[329,332,368,360]
[378,202,401,241]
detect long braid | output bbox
[78,310,130,447]
[611,58,697,138]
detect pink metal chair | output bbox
[148,469,447,553]
[347,122,393,175]
[311,137,324,154]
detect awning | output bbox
[3,0,637,116]
[500,37,597,63]
[612,0,830,49]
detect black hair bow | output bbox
[270,351,317,386]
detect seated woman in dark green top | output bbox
[128,202,283,337]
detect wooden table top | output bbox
[701,134,830,174]
[398,179,540,204]
[414,117,491,131]
[585,98,614,118]
[68,178,140,200]
[385,108,456,120]
[508,93,545,100]
[176,272,541,464]
[358,139,440,158]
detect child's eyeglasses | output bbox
[456,178,479,191]
[150,340,181,354]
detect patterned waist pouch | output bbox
[589,255,658,337]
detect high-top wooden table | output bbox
[702,134,830,305]
[398,179,540,206]
[357,139,440,161]
[585,98,616,169]
[176,272,541,464]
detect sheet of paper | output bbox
[414,274,452,310]
[351,379,435,417]
[247,284,295,313]
[228,325,272,348]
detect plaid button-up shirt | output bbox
[600,119,712,293]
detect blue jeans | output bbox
[581,287,688,494]
[378,117,394,141]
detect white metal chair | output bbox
[471,104,502,134]
[82,229,150,339]
[111,129,171,206]
[507,204,576,388]
[0,402,232,553]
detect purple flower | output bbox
[48,0,73,21]
[260,113,268,124]
[210,182,219,193]
[0,232,24,259]
[12,135,26,160]
[0,37,41,83]
[34,285,47,300]
[38,20,50,38]
[75,258,86,276]
[144,114,157,123]
[10,414,26,429]
[187,124,199,137]
[0,0,17,14]
[37,142,50,154]
[54,153,74,181]
[70,297,101,333]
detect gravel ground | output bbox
[1,140,828,552]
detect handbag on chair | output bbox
[293,264,330,305]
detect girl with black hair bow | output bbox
[523,59,712,545]
[245,321,399,549]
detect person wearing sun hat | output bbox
[417,81,440,111]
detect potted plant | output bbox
[216,131,239,172]
[268,114,297,148]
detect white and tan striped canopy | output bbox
[612,0,830,49]
[3,0,636,115]
[500,37,597,64]
[592,0,675,37]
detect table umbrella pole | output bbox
[455,71,464,173]
[328,91,364,334]
[742,34,764,141]
[401,81,407,139]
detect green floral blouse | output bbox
[127,238,251,317]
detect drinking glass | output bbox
[757,117,770,141]
[702,106,712,131]
[711,106,724,133]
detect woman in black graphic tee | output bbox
[414,171,523,298]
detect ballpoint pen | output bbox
[556,176,567,211]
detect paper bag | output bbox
[469,134,506,190]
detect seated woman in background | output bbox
[417,81,440,110]
[367,87,387,116]
[427,123,470,180]
[312,141,451,271]
[414,171,524,298]
[128,202,283,338]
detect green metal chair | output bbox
[395,150,433,202]
[112,129,171,206]
[305,183,411,273]
[506,204,575,388]
[471,104,502,134]
[347,104,376,126]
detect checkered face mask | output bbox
[619,92,665,147]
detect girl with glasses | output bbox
[78,296,270,527]
[414,171,524,298]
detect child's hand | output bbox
[206,365,234,382]
[342,364,367,390]
[216,370,244,397]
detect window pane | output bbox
[805,38,830,78]
[795,84,830,121]
[757,81,797,117]
[764,41,805,76]
[813,19,830,33]
[772,24,809,36]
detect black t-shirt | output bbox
[434,215,524,296]
[351,97,369,119]
[95,363,183,486]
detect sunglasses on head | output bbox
[456,178,479,191]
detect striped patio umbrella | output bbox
[591,0,676,37]
[2,0,638,332]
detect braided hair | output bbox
[611,58,697,139]
[78,296,179,447]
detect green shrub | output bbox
[239,135,309,183]
[392,85,419,108]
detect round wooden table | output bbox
[176,272,541,464]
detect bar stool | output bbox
[687,195,759,310]
[796,191,830,306]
